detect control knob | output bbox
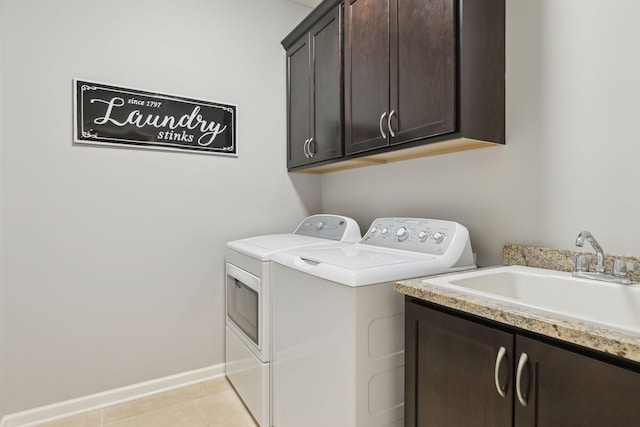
[396,227,411,242]
[381,228,390,236]
[316,221,325,231]
[418,231,429,242]
[433,232,446,244]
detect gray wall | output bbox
[0,0,317,414]
[4,0,640,418]
[322,0,640,267]
[0,1,4,417]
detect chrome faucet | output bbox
[575,231,605,273]
[572,231,633,284]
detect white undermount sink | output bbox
[425,265,640,334]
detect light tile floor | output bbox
[33,377,257,427]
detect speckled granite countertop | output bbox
[395,244,640,363]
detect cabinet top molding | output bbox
[282,0,342,49]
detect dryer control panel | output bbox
[361,217,465,255]
[294,215,361,242]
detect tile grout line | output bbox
[101,383,217,427]
[6,366,225,427]
[29,377,249,427]
[104,397,191,426]
[187,386,208,427]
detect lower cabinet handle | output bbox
[308,138,315,158]
[379,112,388,139]
[516,352,529,407]
[388,109,396,138]
[303,138,310,159]
[494,346,507,398]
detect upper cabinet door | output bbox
[390,0,456,145]
[286,36,311,168]
[344,0,391,155]
[309,7,343,163]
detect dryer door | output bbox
[226,263,260,347]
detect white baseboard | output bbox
[0,363,225,427]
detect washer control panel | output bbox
[294,215,361,242]
[361,218,460,255]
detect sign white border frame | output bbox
[73,78,239,157]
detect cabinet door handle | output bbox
[494,346,507,398]
[303,138,310,159]
[308,138,315,158]
[379,112,388,139]
[516,352,529,407]
[388,110,396,138]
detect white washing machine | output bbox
[270,217,476,427]
[225,214,361,427]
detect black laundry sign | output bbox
[74,79,237,155]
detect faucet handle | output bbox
[574,255,589,272]
[613,258,633,277]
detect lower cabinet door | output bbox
[405,302,514,427]
[514,335,640,427]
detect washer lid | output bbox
[272,244,454,287]
[290,244,434,269]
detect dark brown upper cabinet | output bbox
[282,0,505,173]
[285,6,343,169]
[345,0,456,155]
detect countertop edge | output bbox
[395,276,640,363]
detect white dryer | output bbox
[270,217,476,427]
[225,214,361,427]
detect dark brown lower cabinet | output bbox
[515,335,640,426]
[405,300,513,427]
[406,299,640,427]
